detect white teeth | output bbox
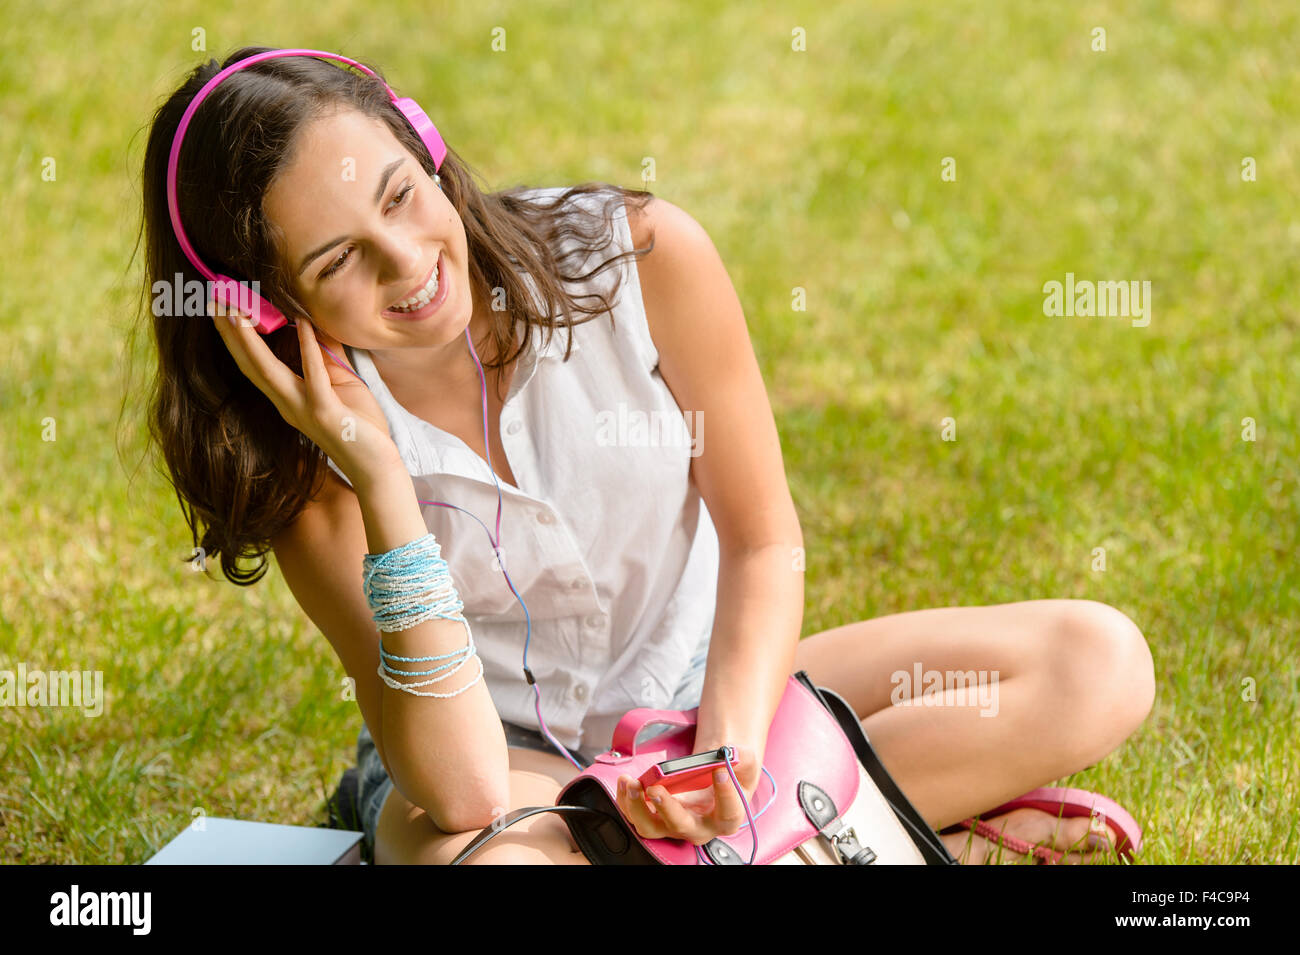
[390,260,440,311]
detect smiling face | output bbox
[263,106,489,376]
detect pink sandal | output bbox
[942,786,1143,864]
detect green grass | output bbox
[2,0,1296,864]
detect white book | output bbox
[144,817,363,865]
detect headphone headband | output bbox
[165,48,448,334]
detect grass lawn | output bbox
[1,0,1296,863]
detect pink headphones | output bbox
[166,48,449,335]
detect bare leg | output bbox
[374,747,590,865]
[792,599,1155,864]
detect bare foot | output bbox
[941,806,1124,864]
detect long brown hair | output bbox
[126,46,656,585]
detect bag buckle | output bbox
[828,823,877,865]
[798,780,878,865]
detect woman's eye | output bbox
[321,248,351,279]
[390,184,414,209]
[319,184,416,280]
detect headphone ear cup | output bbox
[213,274,287,335]
[392,95,447,169]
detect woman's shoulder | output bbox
[502,182,669,257]
[622,195,721,347]
[625,195,654,253]
[625,194,709,259]
[509,186,720,359]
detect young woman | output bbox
[138,47,1155,865]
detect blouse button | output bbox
[573,683,589,702]
[537,510,554,524]
[585,613,605,629]
[570,578,584,590]
[506,419,522,435]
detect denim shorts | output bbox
[355,641,711,856]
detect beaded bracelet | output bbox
[364,533,484,698]
[377,617,479,697]
[363,533,465,632]
[376,653,484,698]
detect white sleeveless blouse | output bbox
[324,186,719,752]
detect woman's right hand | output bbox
[208,299,401,486]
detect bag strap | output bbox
[448,804,625,866]
[610,707,698,756]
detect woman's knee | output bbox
[374,787,453,865]
[1041,599,1155,756]
[453,815,588,865]
[374,768,588,865]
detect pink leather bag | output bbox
[451,671,958,865]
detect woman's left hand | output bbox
[614,743,762,846]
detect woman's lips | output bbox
[383,252,448,321]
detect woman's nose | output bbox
[378,235,428,286]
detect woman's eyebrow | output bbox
[295,157,406,277]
